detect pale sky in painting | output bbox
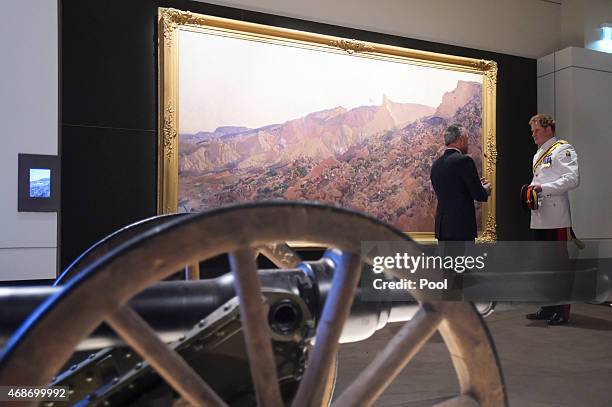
[178,30,482,134]
[29,169,50,182]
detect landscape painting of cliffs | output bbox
[176,29,485,233]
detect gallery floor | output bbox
[334,303,612,407]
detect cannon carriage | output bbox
[5,201,606,406]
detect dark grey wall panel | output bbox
[61,0,243,130]
[61,125,156,267]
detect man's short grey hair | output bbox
[444,124,465,146]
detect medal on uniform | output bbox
[533,140,567,174]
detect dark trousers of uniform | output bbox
[533,228,571,320]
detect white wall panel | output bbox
[0,248,56,281]
[0,0,58,280]
[538,47,612,241]
[567,46,612,71]
[569,67,612,239]
[553,67,575,140]
[537,74,555,117]
[538,53,556,77]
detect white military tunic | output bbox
[530,137,580,229]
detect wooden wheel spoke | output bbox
[229,248,284,407]
[105,305,227,407]
[292,250,362,407]
[257,242,302,268]
[432,394,479,407]
[185,261,201,280]
[333,303,443,407]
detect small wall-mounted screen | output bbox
[18,154,58,212]
[29,168,51,198]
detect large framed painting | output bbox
[158,8,497,242]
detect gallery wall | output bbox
[60,0,537,269]
[538,47,612,255]
[196,0,562,59]
[0,0,58,280]
[563,0,612,54]
[202,0,612,57]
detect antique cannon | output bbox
[0,201,550,407]
[0,259,437,405]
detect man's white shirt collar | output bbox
[537,137,558,153]
[446,147,462,154]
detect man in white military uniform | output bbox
[525,114,580,325]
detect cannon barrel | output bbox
[3,255,610,351]
[0,259,423,350]
[3,254,609,351]
[0,254,612,350]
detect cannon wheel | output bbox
[0,202,506,406]
[52,211,336,405]
[55,212,304,285]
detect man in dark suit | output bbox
[430,124,491,241]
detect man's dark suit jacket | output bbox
[430,149,488,241]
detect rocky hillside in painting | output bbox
[179,80,483,232]
[434,81,481,119]
[179,97,434,174]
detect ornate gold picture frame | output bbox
[158,7,497,242]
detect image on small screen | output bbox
[29,168,51,198]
